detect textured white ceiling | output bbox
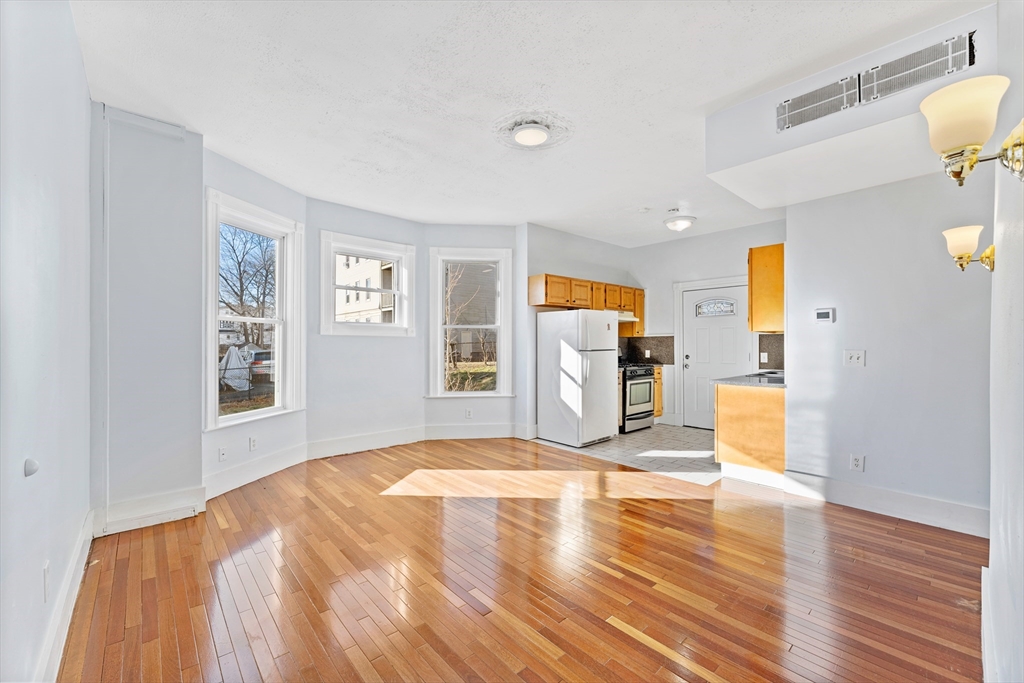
[70,1,985,247]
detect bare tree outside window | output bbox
[443,261,498,392]
[217,223,279,415]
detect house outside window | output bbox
[205,190,304,428]
[429,247,512,396]
[320,231,415,336]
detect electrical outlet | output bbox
[249,437,257,452]
[43,561,49,603]
[850,454,865,472]
[465,409,473,419]
[843,349,866,367]
[218,447,227,462]
[644,349,651,358]
[760,352,769,363]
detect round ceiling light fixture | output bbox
[493,110,574,150]
[512,123,551,147]
[664,212,696,231]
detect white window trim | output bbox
[428,247,513,398]
[204,188,305,431]
[320,231,416,337]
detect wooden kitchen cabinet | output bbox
[529,274,646,321]
[605,284,621,310]
[528,274,571,306]
[714,384,785,472]
[569,279,592,308]
[620,287,635,313]
[618,288,645,337]
[653,366,663,418]
[748,243,784,333]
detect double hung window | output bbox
[205,190,304,428]
[320,232,415,336]
[429,247,512,396]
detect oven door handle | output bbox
[626,411,654,420]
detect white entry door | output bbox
[682,286,755,429]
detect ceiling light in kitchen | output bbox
[512,124,550,147]
[493,110,573,150]
[664,214,696,231]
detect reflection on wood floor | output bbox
[58,438,987,683]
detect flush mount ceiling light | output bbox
[919,75,1024,186]
[512,123,550,147]
[493,110,573,151]
[664,210,696,231]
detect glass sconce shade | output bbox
[920,76,1009,154]
[942,225,984,257]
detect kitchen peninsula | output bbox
[713,371,786,488]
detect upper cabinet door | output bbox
[545,275,571,306]
[591,282,606,310]
[620,287,635,312]
[748,243,784,333]
[605,284,621,310]
[569,279,592,308]
[634,289,645,336]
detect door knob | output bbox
[684,363,690,369]
[685,354,690,359]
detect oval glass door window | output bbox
[695,298,736,317]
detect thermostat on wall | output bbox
[815,308,836,324]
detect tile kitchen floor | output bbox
[535,424,720,481]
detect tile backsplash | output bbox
[621,335,675,365]
[759,333,784,369]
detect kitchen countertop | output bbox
[712,372,786,388]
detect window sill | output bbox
[205,406,306,432]
[425,394,515,399]
[320,323,415,337]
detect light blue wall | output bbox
[0,1,93,680]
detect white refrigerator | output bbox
[537,309,619,447]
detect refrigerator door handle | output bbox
[582,353,589,389]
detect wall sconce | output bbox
[920,75,1024,186]
[942,225,995,272]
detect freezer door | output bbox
[580,350,618,444]
[578,310,618,351]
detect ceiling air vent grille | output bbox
[776,32,975,133]
[860,34,972,102]
[776,77,858,132]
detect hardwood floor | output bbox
[57,438,988,683]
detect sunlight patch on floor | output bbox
[633,449,715,459]
[379,469,721,499]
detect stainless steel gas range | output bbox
[620,364,655,433]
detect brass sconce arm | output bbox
[951,244,996,272]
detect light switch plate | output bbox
[843,349,865,367]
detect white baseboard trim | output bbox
[981,566,994,682]
[97,486,206,536]
[783,470,989,538]
[721,462,786,489]
[204,443,308,500]
[424,423,516,440]
[307,425,426,460]
[515,423,538,441]
[654,412,683,427]
[36,509,94,682]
